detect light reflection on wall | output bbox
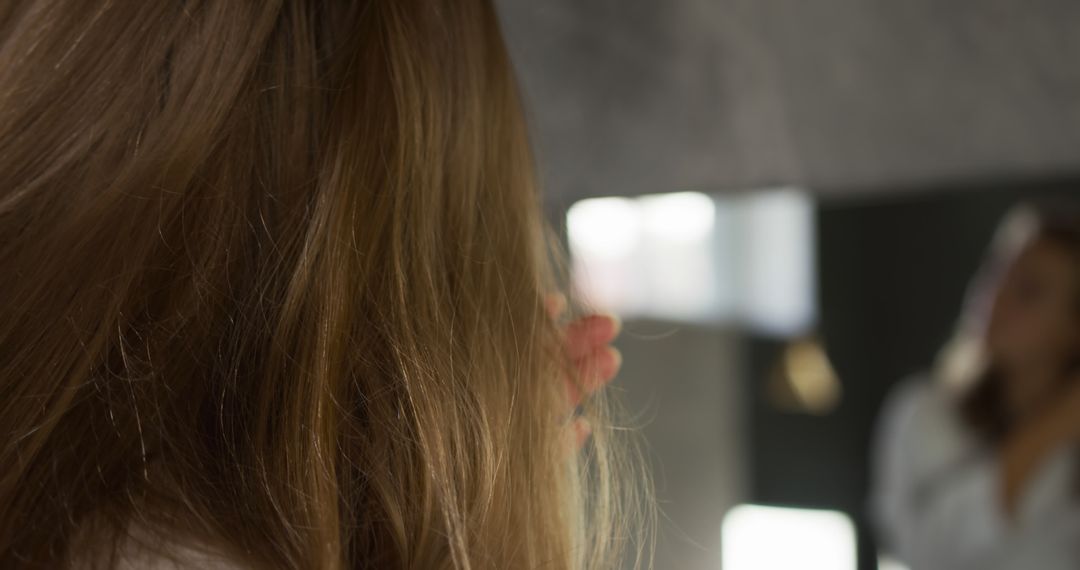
[566,188,815,336]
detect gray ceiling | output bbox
[496,0,1080,205]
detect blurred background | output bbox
[495,1,1080,569]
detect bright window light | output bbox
[566,196,641,260]
[638,191,716,243]
[736,188,816,336]
[721,504,856,570]
[566,187,816,334]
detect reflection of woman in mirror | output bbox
[871,203,1080,570]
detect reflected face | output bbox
[986,238,1079,379]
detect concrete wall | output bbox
[497,0,1080,203]
[611,321,746,570]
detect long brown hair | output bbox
[0,1,646,568]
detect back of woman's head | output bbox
[0,1,642,568]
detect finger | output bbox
[573,417,592,448]
[565,314,621,359]
[544,293,568,320]
[565,346,622,407]
[575,345,622,384]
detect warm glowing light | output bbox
[722,504,856,570]
[780,339,842,414]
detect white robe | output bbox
[870,377,1080,570]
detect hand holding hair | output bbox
[546,294,623,447]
